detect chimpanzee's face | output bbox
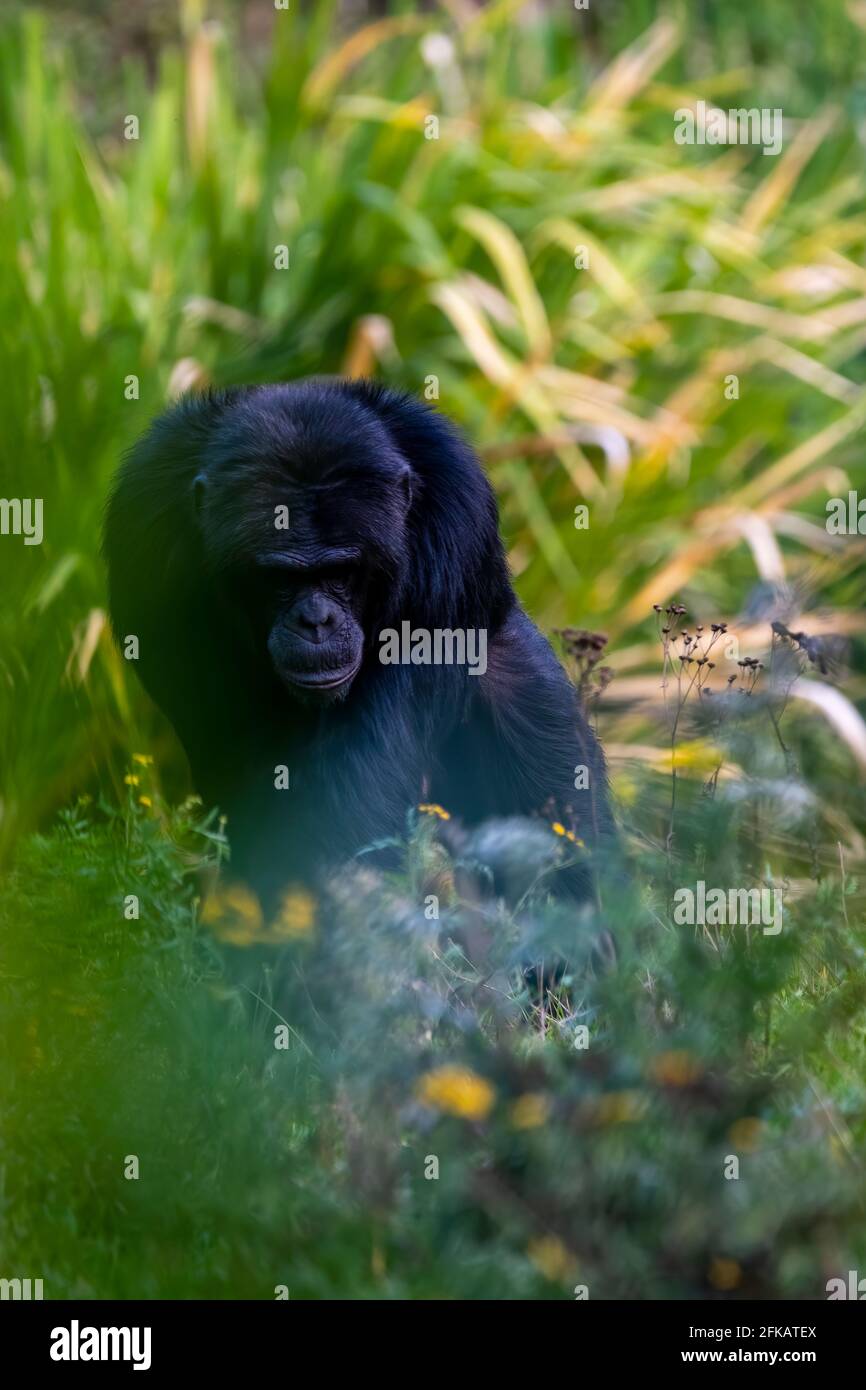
[247,541,369,701]
[193,386,412,703]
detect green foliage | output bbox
[1,776,864,1298]
[1,2,865,1299]
[0,2,864,849]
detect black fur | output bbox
[104,380,612,903]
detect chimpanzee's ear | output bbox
[192,472,207,515]
[399,465,413,512]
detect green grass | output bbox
[1,0,866,1298]
[2,770,864,1298]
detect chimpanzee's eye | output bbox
[318,564,355,589]
[245,566,296,606]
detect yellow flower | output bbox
[201,882,317,948]
[671,739,720,773]
[201,882,264,946]
[417,802,451,821]
[648,1050,702,1087]
[590,1090,648,1126]
[138,795,152,808]
[527,1236,573,1282]
[611,769,638,806]
[508,1093,550,1130]
[272,888,317,940]
[132,753,154,766]
[416,1065,495,1120]
[124,773,140,786]
[550,821,583,846]
[728,1117,762,1152]
[708,1257,741,1291]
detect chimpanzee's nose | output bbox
[290,593,338,644]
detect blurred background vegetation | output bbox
[1,0,866,1299]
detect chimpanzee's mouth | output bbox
[286,656,362,690]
